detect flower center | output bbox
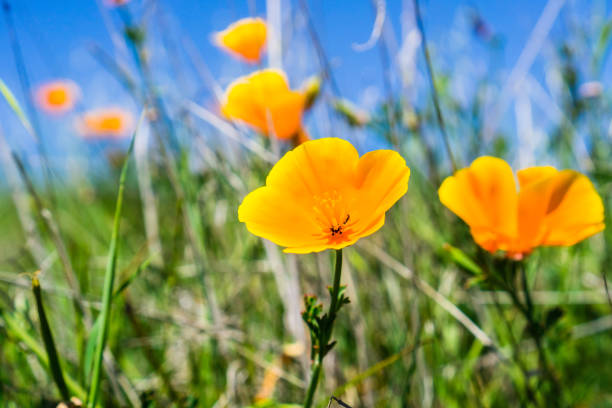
[312,191,354,243]
[48,88,68,106]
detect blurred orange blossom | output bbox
[75,108,134,140]
[221,69,307,141]
[214,17,267,63]
[35,80,80,115]
[438,156,605,259]
[238,138,411,253]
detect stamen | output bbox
[312,191,353,242]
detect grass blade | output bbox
[0,77,34,136]
[83,255,151,381]
[32,275,70,401]
[86,112,143,408]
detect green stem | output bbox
[509,263,561,406]
[32,276,70,401]
[327,249,343,329]
[303,361,322,408]
[303,249,343,408]
[519,266,560,405]
[87,115,141,408]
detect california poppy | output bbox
[238,138,411,253]
[75,108,134,139]
[214,17,267,64]
[35,80,80,115]
[438,156,605,259]
[222,69,307,141]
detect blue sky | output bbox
[0,0,607,176]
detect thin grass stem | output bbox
[86,113,142,408]
[412,0,457,173]
[32,275,70,401]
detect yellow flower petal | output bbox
[214,17,267,63]
[352,150,410,235]
[516,166,557,188]
[538,170,605,246]
[222,69,306,140]
[238,138,410,253]
[440,157,606,258]
[238,187,320,249]
[438,156,518,252]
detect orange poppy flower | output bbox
[221,69,307,140]
[35,80,80,115]
[75,108,134,140]
[238,138,411,253]
[438,156,605,259]
[214,17,267,63]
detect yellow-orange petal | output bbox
[75,108,134,140]
[238,138,410,253]
[517,166,557,189]
[515,168,562,253]
[214,17,267,63]
[264,137,360,206]
[247,69,292,94]
[352,150,410,232]
[266,91,306,139]
[238,186,322,249]
[222,69,305,139]
[534,170,605,246]
[221,77,266,129]
[438,156,518,253]
[35,80,80,115]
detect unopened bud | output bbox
[333,99,370,127]
[301,75,322,111]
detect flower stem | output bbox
[328,249,343,329]
[303,361,322,408]
[303,249,344,408]
[502,263,561,406]
[518,265,561,405]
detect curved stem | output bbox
[303,249,343,408]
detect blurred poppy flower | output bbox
[214,17,267,63]
[222,69,307,141]
[238,138,411,253]
[35,80,80,115]
[439,156,605,259]
[75,108,134,139]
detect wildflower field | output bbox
[0,0,611,407]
